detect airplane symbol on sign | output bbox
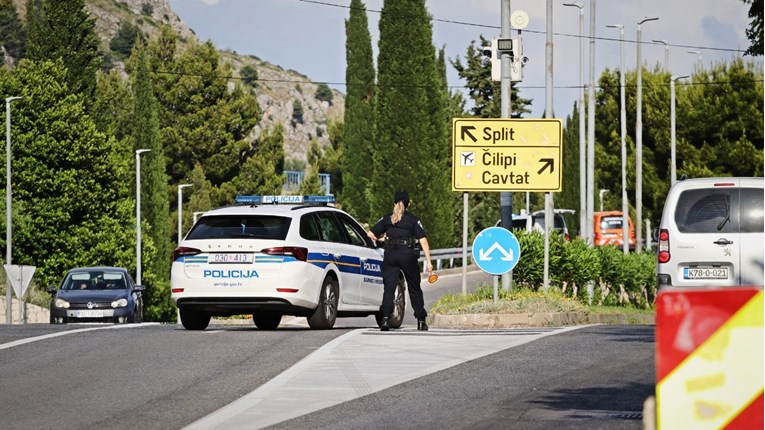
[461,151,475,166]
[478,242,514,261]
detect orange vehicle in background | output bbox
[593,211,636,250]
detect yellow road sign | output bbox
[452,118,563,192]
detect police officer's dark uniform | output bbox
[369,190,430,331]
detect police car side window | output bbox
[300,213,322,241]
[336,213,369,247]
[316,212,347,244]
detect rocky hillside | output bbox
[14,0,344,164]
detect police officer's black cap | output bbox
[394,190,410,207]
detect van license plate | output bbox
[684,268,729,280]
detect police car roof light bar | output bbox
[235,195,336,205]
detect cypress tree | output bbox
[129,40,173,321]
[0,0,25,64]
[25,0,100,102]
[342,0,375,223]
[373,0,452,247]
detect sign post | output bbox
[4,264,36,324]
[472,227,521,302]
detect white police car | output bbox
[171,195,406,330]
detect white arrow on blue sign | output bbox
[471,227,521,275]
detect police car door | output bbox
[335,212,384,306]
[315,211,362,305]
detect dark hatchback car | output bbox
[47,267,145,324]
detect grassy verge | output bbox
[431,283,655,317]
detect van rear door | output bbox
[670,178,763,287]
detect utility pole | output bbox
[499,0,513,291]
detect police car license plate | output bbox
[210,253,253,264]
[684,267,729,280]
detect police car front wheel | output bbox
[253,312,282,330]
[180,308,211,331]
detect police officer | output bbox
[367,190,433,331]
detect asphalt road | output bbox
[0,324,654,430]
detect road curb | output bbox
[431,312,654,328]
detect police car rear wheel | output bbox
[253,312,282,330]
[307,276,338,330]
[180,308,211,331]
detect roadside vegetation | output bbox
[432,229,657,315]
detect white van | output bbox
[656,177,764,289]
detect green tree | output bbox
[372,0,452,247]
[314,82,334,105]
[128,40,173,321]
[342,0,376,223]
[232,125,285,196]
[110,21,144,60]
[0,60,134,288]
[0,0,25,64]
[25,0,101,102]
[292,98,304,124]
[240,64,258,88]
[743,0,763,56]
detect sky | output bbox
[168,0,756,119]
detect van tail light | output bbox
[261,247,308,262]
[565,233,570,241]
[657,229,670,263]
[173,246,202,262]
[594,232,601,245]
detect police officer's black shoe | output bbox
[380,317,390,331]
[417,319,428,331]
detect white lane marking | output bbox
[185,325,588,430]
[0,323,159,350]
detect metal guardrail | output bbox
[419,247,473,272]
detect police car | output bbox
[171,195,406,330]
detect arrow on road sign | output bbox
[537,158,554,174]
[461,125,477,143]
[478,242,514,261]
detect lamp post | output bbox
[563,1,586,239]
[4,96,21,324]
[608,24,629,255]
[177,184,193,244]
[687,49,702,67]
[671,75,690,186]
[636,16,659,253]
[599,189,608,212]
[586,0,597,244]
[653,39,669,70]
[135,149,151,286]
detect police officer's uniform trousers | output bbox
[381,243,427,319]
[371,212,428,320]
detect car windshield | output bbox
[63,271,127,290]
[186,215,291,240]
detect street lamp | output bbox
[564,1,586,239]
[599,189,608,212]
[177,184,193,244]
[671,75,690,186]
[636,16,659,253]
[607,24,629,255]
[4,96,21,324]
[653,39,669,70]
[687,49,702,67]
[135,149,151,285]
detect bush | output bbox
[314,83,333,105]
[508,232,656,309]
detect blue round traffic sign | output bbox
[472,227,521,275]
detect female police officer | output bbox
[367,190,433,331]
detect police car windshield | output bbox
[186,216,291,240]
